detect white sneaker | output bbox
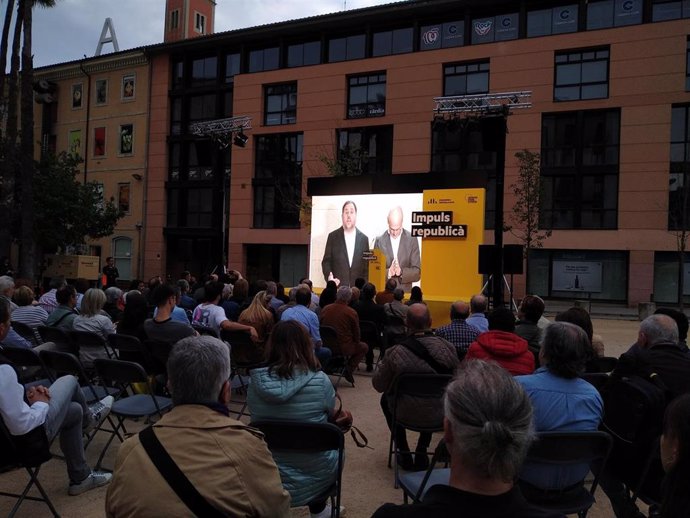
[84,395,114,434]
[310,503,346,518]
[68,470,112,496]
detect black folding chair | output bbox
[0,418,59,517]
[320,325,352,388]
[397,438,451,504]
[580,372,610,392]
[518,431,613,518]
[37,326,76,354]
[387,373,452,487]
[383,315,407,355]
[590,356,618,373]
[251,420,344,518]
[11,321,40,347]
[94,358,173,470]
[221,329,264,419]
[70,330,114,369]
[0,345,51,386]
[38,350,120,450]
[108,334,155,372]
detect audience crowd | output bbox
[1,268,690,518]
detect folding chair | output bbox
[359,320,382,368]
[37,326,76,354]
[518,431,613,518]
[107,334,155,372]
[320,325,352,388]
[397,438,451,504]
[38,350,120,450]
[251,420,344,518]
[581,372,610,392]
[11,321,40,347]
[387,373,452,487]
[192,324,219,338]
[383,315,407,354]
[221,329,265,419]
[94,358,173,470]
[70,330,114,369]
[0,345,51,386]
[590,356,618,373]
[0,418,59,517]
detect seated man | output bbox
[192,281,258,340]
[435,300,481,360]
[515,295,545,361]
[516,321,603,490]
[372,360,561,518]
[281,285,331,366]
[153,286,189,324]
[465,294,489,333]
[105,335,291,517]
[0,300,113,496]
[45,285,79,330]
[356,282,387,371]
[375,278,398,305]
[144,284,196,344]
[383,287,408,348]
[39,276,67,315]
[320,286,368,384]
[373,304,459,471]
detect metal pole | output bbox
[492,114,508,308]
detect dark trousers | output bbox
[380,393,431,453]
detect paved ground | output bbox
[0,318,645,518]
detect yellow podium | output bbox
[367,248,387,292]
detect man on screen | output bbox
[373,206,421,291]
[321,201,369,287]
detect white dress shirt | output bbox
[344,229,356,267]
[0,364,49,435]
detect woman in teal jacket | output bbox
[248,320,338,518]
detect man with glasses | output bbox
[374,206,421,292]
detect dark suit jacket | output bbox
[321,227,369,287]
[373,229,421,291]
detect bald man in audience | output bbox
[435,300,481,360]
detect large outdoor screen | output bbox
[309,193,423,289]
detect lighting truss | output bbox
[189,116,252,148]
[433,91,532,116]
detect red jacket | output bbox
[466,330,535,375]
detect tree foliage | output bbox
[319,147,370,177]
[507,149,552,254]
[34,152,123,252]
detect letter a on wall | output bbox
[96,18,120,56]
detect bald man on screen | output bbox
[373,206,421,291]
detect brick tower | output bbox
[164,0,216,42]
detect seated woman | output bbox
[248,320,339,518]
[238,290,274,351]
[655,393,690,517]
[11,286,48,330]
[117,292,149,343]
[73,288,116,367]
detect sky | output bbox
[14,0,396,68]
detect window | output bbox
[195,12,206,34]
[687,39,690,91]
[554,47,609,101]
[71,83,83,109]
[95,79,107,105]
[225,53,240,83]
[444,61,489,96]
[112,237,132,281]
[527,5,578,37]
[69,129,82,156]
[586,0,642,30]
[253,134,303,229]
[420,21,463,50]
[337,125,393,175]
[372,27,413,56]
[172,60,184,88]
[328,34,366,62]
[94,127,106,157]
[264,83,297,126]
[669,104,690,230]
[540,109,620,229]
[191,56,217,86]
[287,41,321,67]
[117,183,130,214]
[188,94,217,125]
[652,0,690,21]
[186,188,214,227]
[122,74,135,100]
[119,124,134,155]
[347,73,386,119]
[249,47,280,72]
[170,9,179,30]
[471,14,519,44]
[188,141,215,181]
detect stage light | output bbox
[233,132,248,148]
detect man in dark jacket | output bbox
[356,282,386,371]
[515,295,545,362]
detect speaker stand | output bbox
[481,274,518,313]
